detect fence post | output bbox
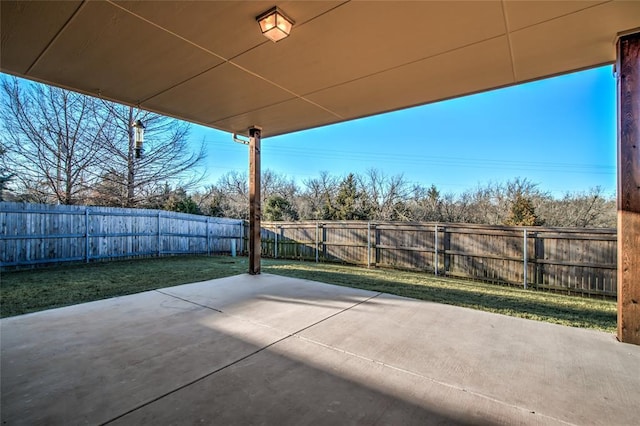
[315,222,319,263]
[434,223,438,276]
[85,208,90,263]
[367,221,371,268]
[523,229,528,289]
[274,226,279,259]
[374,224,379,267]
[206,218,210,256]
[157,211,161,256]
[443,226,450,274]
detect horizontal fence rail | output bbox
[259,221,617,297]
[1,202,244,268]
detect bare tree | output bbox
[87,169,128,207]
[408,184,443,221]
[0,142,14,201]
[537,187,615,227]
[262,169,297,202]
[455,178,547,225]
[1,77,207,208]
[195,171,248,219]
[198,169,300,219]
[439,192,472,223]
[0,76,109,204]
[358,169,410,220]
[299,171,339,220]
[93,104,206,207]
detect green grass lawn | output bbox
[263,260,617,333]
[0,256,246,318]
[0,256,617,333]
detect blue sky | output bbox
[194,65,617,198]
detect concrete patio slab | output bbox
[112,335,559,426]
[299,293,640,425]
[0,289,287,424]
[159,273,379,334]
[1,273,639,425]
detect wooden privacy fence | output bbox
[1,204,617,297]
[0,202,244,268]
[260,221,617,297]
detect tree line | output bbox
[0,76,615,228]
[192,169,615,228]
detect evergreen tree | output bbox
[162,187,201,214]
[504,194,542,226]
[334,173,369,220]
[264,195,299,221]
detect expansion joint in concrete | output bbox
[101,291,382,425]
[291,335,578,426]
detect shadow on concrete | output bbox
[264,264,616,331]
[0,284,507,425]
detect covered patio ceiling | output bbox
[2,1,640,345]
[2,0,639,137]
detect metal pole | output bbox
[523,229,528,289]
[367,221,371,268]
[434,224,439,276]
[248,126,262,274]
[85,208,90,263]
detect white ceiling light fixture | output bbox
[256,6,295,42]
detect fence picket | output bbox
[1,203,617,298]
[1,202,243,268]
[260,220,617,297]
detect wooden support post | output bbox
[249,126,262,275]
[617,32,640,344]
